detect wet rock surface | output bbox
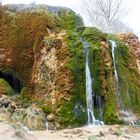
[0,95,46,130]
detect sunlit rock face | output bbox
[32,33,74,104]
[100,39,114,94]
[0,4,76,99]
[0,4,79,129]
[117,33,140,74]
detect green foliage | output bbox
[89,45,103,96]
[0,78,14,95]
[82,27,105,41]
[76,26,86,35]
[59,30,87,127]
[40,104,52,114]
[55,9,84,31]
[19,87,31,108]
[66,27,120,125]
[104,93,119,124]
[1,4,140,127]
[84,29,120,123]
[59,99,86,127]
[115,40,140,114]
[66,31,86,105]
[107,34,140,115]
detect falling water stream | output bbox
[45,119,49,130]
[110,40,137,124]
[82,40,103,125]
[83,41,96,125]
[109,40,122,108]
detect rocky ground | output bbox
[0,122,140,140]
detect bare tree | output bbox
[0,0,4,6]
[81,0,131,32]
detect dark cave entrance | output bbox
[0,71,22,93]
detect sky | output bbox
[2,0,140,37]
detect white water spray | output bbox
[110,40,122,108]
[110,40,137,124]
[110,40,119,82]
[45,119,49,130]
[82,40,104,125]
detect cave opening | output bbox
[0,71,22,93]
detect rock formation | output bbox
[0,4,139,129]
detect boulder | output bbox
[11,108,27,123]
[0,95,17,113]
[47,113,55,121]
[26,104,46,130]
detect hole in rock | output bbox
[93,95,104,108]
[0,71,22,93]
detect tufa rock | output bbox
[47,113,55,122]
[26,104,46,130]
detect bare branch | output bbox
[80,0,131,32]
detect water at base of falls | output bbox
[82,40,103,126]
[119,109,138,126]
[45,119,49,130]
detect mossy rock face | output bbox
[0,4,140,128]
[55,9,84,31]
[58,100,87,128]
[82,27,106,41]
[114,40,140,114]
[0,78,14,95]
[66,28,116,125]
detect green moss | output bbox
[19,87,31,108]
[103,92,119,124]
[55,9,84,31]
[84,28,120,123]
[115,41,140,114]
[0,78,14,95]
[58,98,86,127]
[56,30,87,127]
[90,45,103,95]
[66,32,86,105]
[40,104,52,114]
[107,34,140,115]
[82,27,105,41]
[66,28,120,125]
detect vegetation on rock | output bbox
[0,78,14,95]
[0,4,140,129]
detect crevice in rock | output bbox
[0,71,22,93]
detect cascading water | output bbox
[45,119,49,130]
[82,40,103,125]
[82,40,96,125]
[109,40,123,110]
[96,96,103,121]
[110,40,137,124]
[110,40,119,83]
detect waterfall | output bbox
[110,40,119,82]
[45,119,49,130]
[82,40,103,125]
[97,96,103,121]
[109,40,123,110]
[110,40,136,124]
[82,40,95,125]
[83,42,96,125]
